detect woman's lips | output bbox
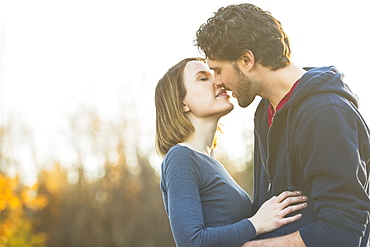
[216,89,229,97]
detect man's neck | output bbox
[259,63,305,110]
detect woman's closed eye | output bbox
[200,76,209,81]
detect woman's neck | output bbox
[180,118,218,157]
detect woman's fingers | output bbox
[249,190,307,235]
[280,202,308,216]
[276,190,302,203]
[280,195,308,208]
[279,213,303,225]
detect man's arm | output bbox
[241,231,305,247]
[293,103,370,246]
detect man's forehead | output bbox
[206,58,218,67]
[206,58,226,70]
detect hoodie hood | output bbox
[255,66,359,118]
[254,66,360,193]
[252,66,370,246]
[285,66,359,109]
[285,66,359,191]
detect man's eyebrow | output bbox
[209,67,220,71]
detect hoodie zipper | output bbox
[256,126,272,193]
[265,123,273,192]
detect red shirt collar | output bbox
[268,80,299,127]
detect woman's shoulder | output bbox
[165,144,220,172]
[161,145,203,180]
[163,144,221,173]
[163,144,197,167]
[165,144,195,159]
[165,145,215,164]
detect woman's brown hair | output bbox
[155,58,205,157]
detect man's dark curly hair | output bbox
[195,3,291,70]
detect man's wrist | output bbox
[241,231,306,247]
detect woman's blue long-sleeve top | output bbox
[160,145,256,247]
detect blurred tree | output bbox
[1,104,253,247]
[0,174,48,246]
[0,122,48,247]
[35,107,174,246]
[0,174,22,245]
[5,220,46,247]
[218,128,255,197]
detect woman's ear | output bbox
[183,102,190,113]
[239,50,255,72]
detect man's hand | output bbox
[241,231,306,247]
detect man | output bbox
[195,3,370,247]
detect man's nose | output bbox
[214,78,224,88]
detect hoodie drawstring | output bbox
[286,108,296,191]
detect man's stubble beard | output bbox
[232,63,257,108]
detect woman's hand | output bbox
[249,191,307,236]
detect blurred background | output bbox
[0,0,369,246]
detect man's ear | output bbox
[183,102,190,113]
[239,50,255,72]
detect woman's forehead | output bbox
[184,61,211,74]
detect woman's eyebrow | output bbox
[195,70,212,76]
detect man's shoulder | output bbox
[297,91,356,114]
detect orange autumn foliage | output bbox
[0,174,48,246]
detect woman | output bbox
[155,57,307,247]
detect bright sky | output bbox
[1,0,369,183]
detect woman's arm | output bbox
[163,154,255,247]
[163,152,307,247]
